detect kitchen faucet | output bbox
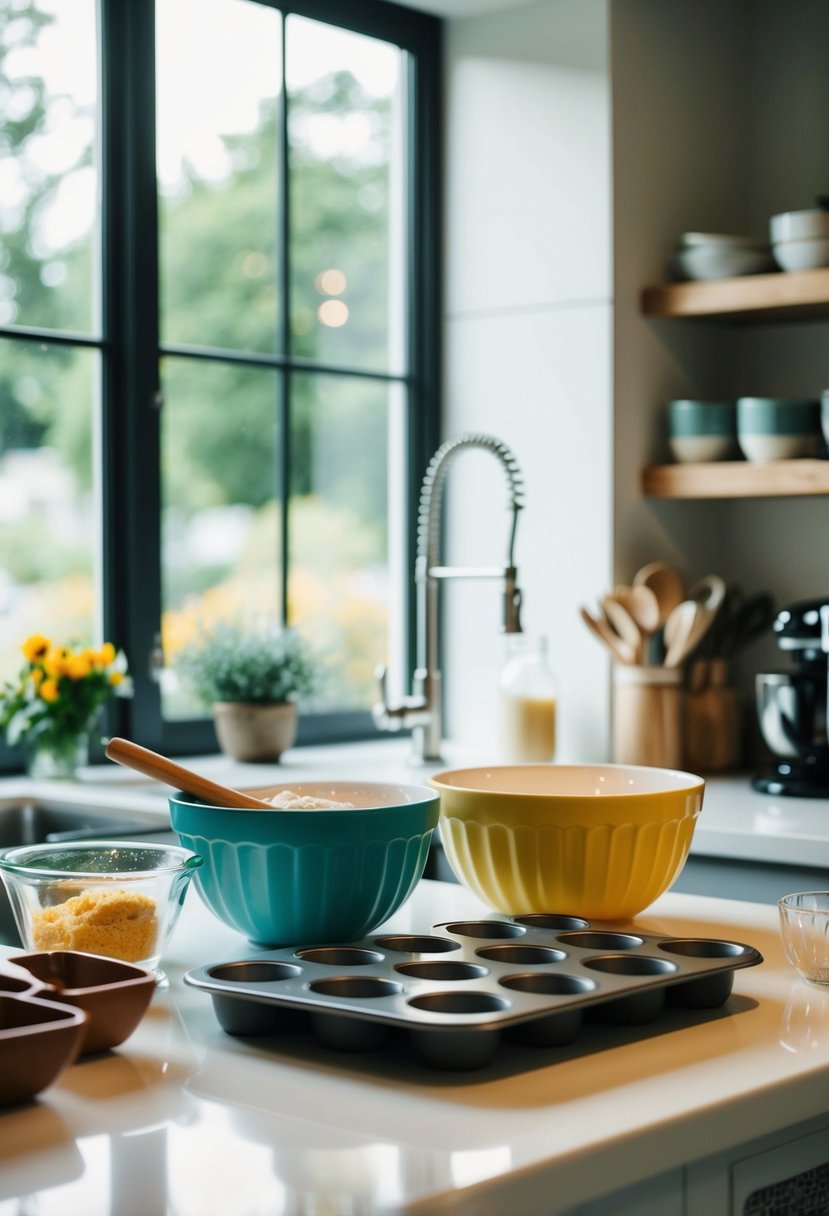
[373,432,525,762]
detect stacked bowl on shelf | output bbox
[770,208,829,272]
[668,205,829,281]
[669,231,774,281]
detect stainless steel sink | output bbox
[0,796,175,946]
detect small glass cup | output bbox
[0,841,203,986]
[778,892,829,987]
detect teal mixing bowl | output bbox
[168,781,440,947]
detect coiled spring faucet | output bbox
[373,432,525,762]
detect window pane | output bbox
[160,355,281,719]
[0,0,99,334]
[0,338,101,682]
[287,16,407,374]
[156,0,282,354]
[289,373,402,711]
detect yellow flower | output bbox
[31,668,44,687]
[96,642,117,667]
[22,634,50,663]
[43,646,71,678]
[66,654,93,680]
[109,670,124,686]
[39,679,60,703]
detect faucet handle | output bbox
[372,663,430,732]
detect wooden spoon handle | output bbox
[105,737,272,810]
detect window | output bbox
[0,0,441,766]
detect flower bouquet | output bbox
[0,635,132,778]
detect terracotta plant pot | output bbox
[212,701,298,763]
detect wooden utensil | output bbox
[628,584,661,635]
[632,562,684,626]
[602,595,643,663]
[688,574,727,617]
[682,574,727,661]
[613,584,661,657]
[663,600,700,667]
[580,606,636,664]
[105,737,273,810]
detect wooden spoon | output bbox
[580,606,636,664]
[602,595,643,663]
[613,584,659,633]
[613,584,661,663]
[105,737,273,810]
[663,597,722,668]
[633,562,684,627]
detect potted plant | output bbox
[0,634,132,779]
[174,620,316,762]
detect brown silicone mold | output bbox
[9,951,156,1056]
[184,914,764,1071]
[0,992,87,1106]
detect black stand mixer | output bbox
[753,597,829,797]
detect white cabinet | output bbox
[560,1113,829,1215]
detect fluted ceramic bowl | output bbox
[168,781,440,947]
[431,764,704,921]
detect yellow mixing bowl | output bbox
[431,764,704,920]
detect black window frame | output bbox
[0,0,442,770]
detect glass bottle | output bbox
[499,633,557,762]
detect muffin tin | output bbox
[184,914,764,1070]
[0,951,156,1105]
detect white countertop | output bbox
[1,880,828,1215]
[5,737,829,870]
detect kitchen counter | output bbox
[1,879,828,1215]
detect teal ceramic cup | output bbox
[169,782,440,946]
[736,397,821,462]
[665,399,737,462]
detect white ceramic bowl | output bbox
[772,235,829,272]
[675,244,775,281]
[679,231,766,249]
[770,209,829,243]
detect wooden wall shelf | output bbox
[641,459,829,499]
[641,268,829,322]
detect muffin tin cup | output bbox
[184,917,763,1072]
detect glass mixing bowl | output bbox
[0,840,203,984]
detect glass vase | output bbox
[26,732,90,781]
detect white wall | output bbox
[441,0,613,761]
